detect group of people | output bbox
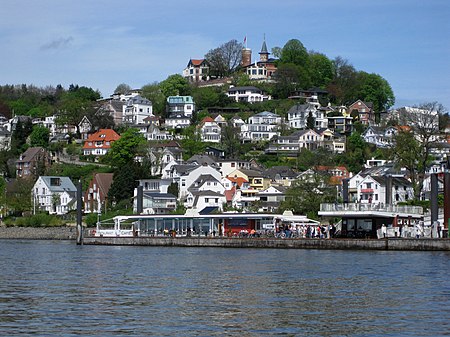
[275,224,337,239]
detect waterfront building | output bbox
[33,176,77,215]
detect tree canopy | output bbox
[205,39,243,78]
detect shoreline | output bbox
[0,226,77,240]
[1,227,448,251]
[83,236,450,251]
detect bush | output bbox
[4,213,63,227]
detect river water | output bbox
[0,240,449,336]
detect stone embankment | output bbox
[0,226,77,240]
[83,236,450,251]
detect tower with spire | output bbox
[259,35,269,62]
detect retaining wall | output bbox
[82,236,450,251]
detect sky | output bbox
[0,0,449,110]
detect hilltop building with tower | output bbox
[182,37,277,84]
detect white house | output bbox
[287,103,319,129]
[198,117,221,143]
[226,86,271,103]
[167,96,195,118]
[218,159,253,178]
[241,111,282,142]
[164,113,191,129]
[123,95,153,125]
[185,190,226,213]
[356,175,413,205]
[257,185,287,212]
[171,164,222,199]
[33,176,77,215]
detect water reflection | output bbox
[0,241,449,336]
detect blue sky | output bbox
[1,0,449,110]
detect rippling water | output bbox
[0,240,449,336]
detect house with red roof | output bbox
[84,173,114,213]
[198,116,221,143]
[82,129,120,157]
[182,59,210,83]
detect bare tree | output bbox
[389,102,446,199]
[205,39,243,78]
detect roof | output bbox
[93,173,114,197]
[226,176,248,188]
[260,40,268,54]
[85,129,120,142]
[186,155,217,167]
[39,176,77,193]
[253,111,280,118]
[264,166,297,179]
[143,192,176,199]
[228,86,262,93]
[199,206,219,215]
[188,59,206,67]
[127,95,152,105]
[201,116,214,123]
[238,168,264,178]
[225,186,236,202]
[16,147,46,163]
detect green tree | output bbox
[280,39,309,67]
[327,56,359,105]
[10,118,33,155]
[107,164,138,207]
[160,74,190,97]
[30,126,50,148]
[104,128,147,169]
[191,86,229,111]
[356,72,395,112]
[306,111,315,129]
[308,52,334,88]
[279,171,335,219]
[7,177,35,216]
[167,182,179,198]
[180,126,206,160]
[141,82,166,116]
[221,123,242,158]
[273,63,300,99]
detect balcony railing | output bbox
[320,203,423,215]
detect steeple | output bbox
[259,34,269,62]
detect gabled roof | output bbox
[225,186,236,202]
[201,116,214,123]
[188,59,206,67]
[226,176,248,188]
[186,155,217,167]
[238,168,264,178]
[39,176,77,193]
[127,95,152,106]
[85,129,120,142]
[263,166,297,179]
[172,164,197,176]
[16,147,46,163]
[253,111,279,118]
[92,173,114,197]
